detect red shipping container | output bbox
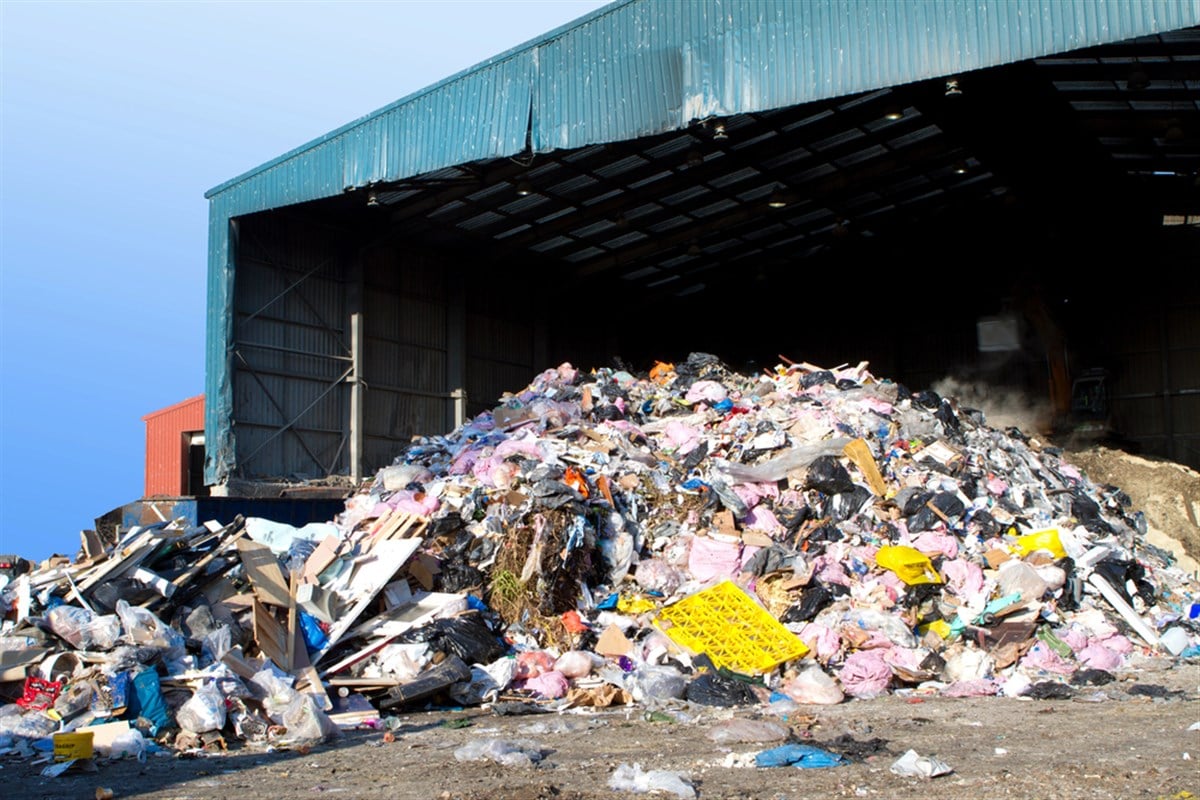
[142,395,205,496]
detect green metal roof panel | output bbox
[206,0,1200,483]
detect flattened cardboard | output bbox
[594,624,632,657]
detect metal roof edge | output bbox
[204,0,633,200]
[142,394,205,422]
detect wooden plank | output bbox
[169,523,246,590]
[301,535,340,585]
[252,600,288,668]
[290,623,331,711]
[312,537,423,664]
[285,571,298,673]
[236,539,291,607]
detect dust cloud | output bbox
[933,376,1053,435]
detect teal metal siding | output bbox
[205,0,1200,483]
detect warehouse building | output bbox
[204,0,1200,491]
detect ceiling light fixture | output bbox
[768,186,789,209]
[953,161,969,175]
[366,191,379,207]
[883,105,904,121]
[515,180,534,197]
[712,122,728,141]
[1126,66,1150,91]
[686,149,704,168]
[944,78,962,97]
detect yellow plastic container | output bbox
[1014,528,1066,559]
[656,580,808,674]
[875,545,942,585]
[53,731,93,761]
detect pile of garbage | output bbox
[3,355,1198,766]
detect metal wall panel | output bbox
[229,216,350,479]
[143,395,205,496]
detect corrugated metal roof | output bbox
[206,0,1200,483]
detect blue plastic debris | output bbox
[755,743,845,769]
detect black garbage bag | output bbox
[1071,491,1114,535]
[805,456,854,495]
[967,509,1002,537]
[410,615,507,665]
[801,371,836,389]
[830,486,873,523]
[439,562,486,593]
[1093,558,1156,607]
[1071,669,1115,686]
[912,390,942,410]
[906,491,966,532]
[685,671,757,707]
[934,399,961,432]
[1026,681,1074,700]
[896,488,932,516]
[775,505,811,534]
[781,583,834,623]
[681,440,708,471]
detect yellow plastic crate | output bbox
[656,580,809,674]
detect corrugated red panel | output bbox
[142,395,205,496]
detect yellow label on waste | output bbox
[617,596,657,615]
[919,619,952,639]
[1014,528,1066,559]
[875,545,942,585]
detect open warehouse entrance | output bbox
[206,3,1200,488]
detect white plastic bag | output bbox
[608,763,695,799]
[176,681,227,733]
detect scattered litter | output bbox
[608,762,696,799]
[706,718,789,744]
[890,749,954,778]
[1,354,1197,773]
[755,743,845,769]
[452,738,545,768]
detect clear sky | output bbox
[0,0,609,561]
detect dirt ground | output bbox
[7,659,1197,800]
[1066,445,1200,574]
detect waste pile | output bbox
[2,355,1198,770]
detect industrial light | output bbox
[953,161,969,175]
[515,180,534,196]
[712,122,728,141]
[1126,67,1150,91]
[686,149,704,168]
[944,78,962,97]
[883,105,904,121]
[366,191,379,207]
[767,187,789,209]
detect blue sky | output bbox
[0,0,609,561]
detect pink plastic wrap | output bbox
[685,380,728,404]
[1021,641,1076,675]
[522,670,569,699]
[514,651,556,680]
[909,532,958,560]
[1077,643,1123,671]
[797,623,841,663]
[939,558,985,598]
[839,649,893,698]
[687,536,742,582]
[664,421,702,454]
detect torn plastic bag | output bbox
[1071,491,1114,535]
[279,692,339,744]
[716,439,851,484]
[804,456,855,495]
[906,492,966,532]
[125,668,170,733]
[756,743,845,769]
[413,615,507,665]
[781,665,844,705]
[608,763,695,799]
[115,600,185,651]
[455,737,545,768]
[706,718,788,744]
[176,681,226,733]
[1092,558,1156,608]
[829,486,873,523]
[46,606,95,649]
[781,584,834,624]
[684,671,757,707]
